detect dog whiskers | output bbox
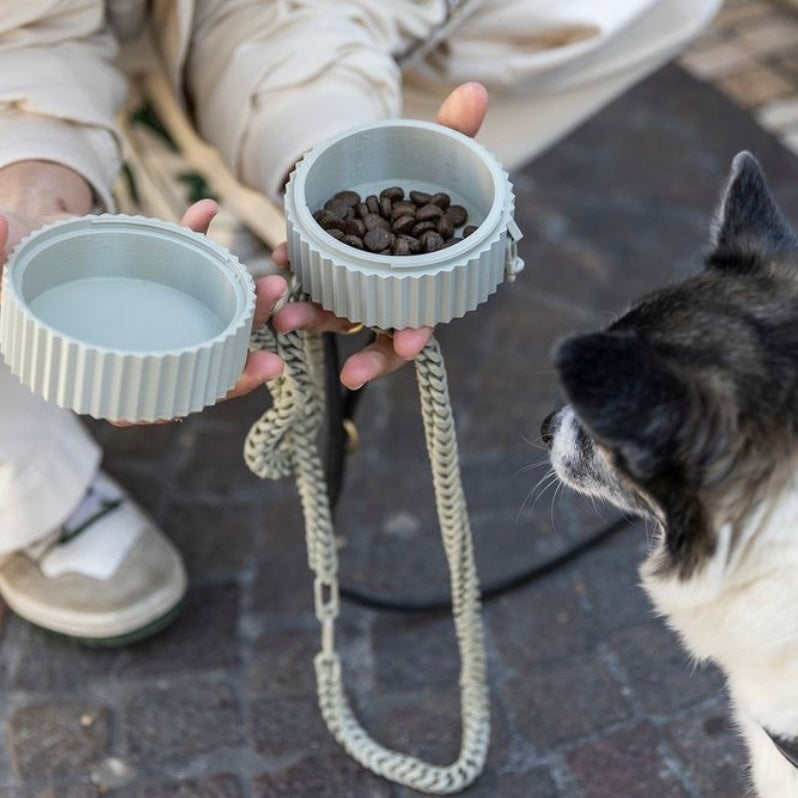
[518,468,559,522]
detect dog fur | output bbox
[543,152,798,796]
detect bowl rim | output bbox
[291,119,507,274]
[3,214,256,358]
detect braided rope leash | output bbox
[244,320,490,794]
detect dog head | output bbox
[543,152,798,580]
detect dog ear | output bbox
[554,331,690,480]
[708,151,798,271]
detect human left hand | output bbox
[179,199,288,400]
[110,200,289,426]
[270,81,490,390]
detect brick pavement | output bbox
[6,8,798,798]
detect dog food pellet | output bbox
[397,234,421,254]
[412,221,437,238]
[390,201,416,220]
[363,213,389,232]
[430,192,451,210]
[437,217,455,239]
[334,190,361,207]
[416,203,443,222]
[314,187,475,256]
[392,215,416,235]
[445,205,467,227]
[380,186,404,202]
[364,228,393,252]
[324,198,351,220]
[393,236,411,256]
[343,218,366,237]
[421,230,445,252]
[342,234,364,249]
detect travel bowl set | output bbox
[0,119,522,421]
[0,119,523,795]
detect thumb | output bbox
[180,199,219,234]
[436,82,489,138]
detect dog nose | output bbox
[541,411,557,447]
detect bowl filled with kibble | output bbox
[283,119,524,329]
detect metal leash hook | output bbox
[244,118,523,793]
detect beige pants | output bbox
[0,0,721,551]
[0,360,100,551]
[403,0,723,172]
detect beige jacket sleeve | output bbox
[185,0,448,201]
[0,1,128,210]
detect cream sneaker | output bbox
[0,471,187,646]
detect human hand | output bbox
[179,200,287,402]
[271,81,490,390]
[0,161,96,275]
[107,200,288,426]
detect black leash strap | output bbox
[322,331,370,513]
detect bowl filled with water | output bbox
[0,215,255,422]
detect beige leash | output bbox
[244,319,490,794]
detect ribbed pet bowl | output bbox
[284,119,524,329]
[0,215,255,422]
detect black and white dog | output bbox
[543,152,798,796]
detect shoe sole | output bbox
[18,597,186,648]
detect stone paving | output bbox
[7,3,798,797]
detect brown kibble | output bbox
[364,227,393,252]
[409,190,432,206]
[397,234,421,254]
[444,204,468,227]
[363,213,390,232]
[334,190,361,207]
[392,214,417,235]
[390,201,416,220]
[342,234,364,249]
[392,236,411,256]
[412,221,436,237]
[317,185,468,257]
[380,186,404,202]
[430,192,451,210]
[324,197,350,220]
[421,230,445,252]
[416,203,444,222]
[343,218,366,237]
[314,209,340,230]
[436,217,455,239]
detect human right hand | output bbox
[0,161,95,278]
[271,81,490,390]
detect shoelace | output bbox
[25,485,123,562]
